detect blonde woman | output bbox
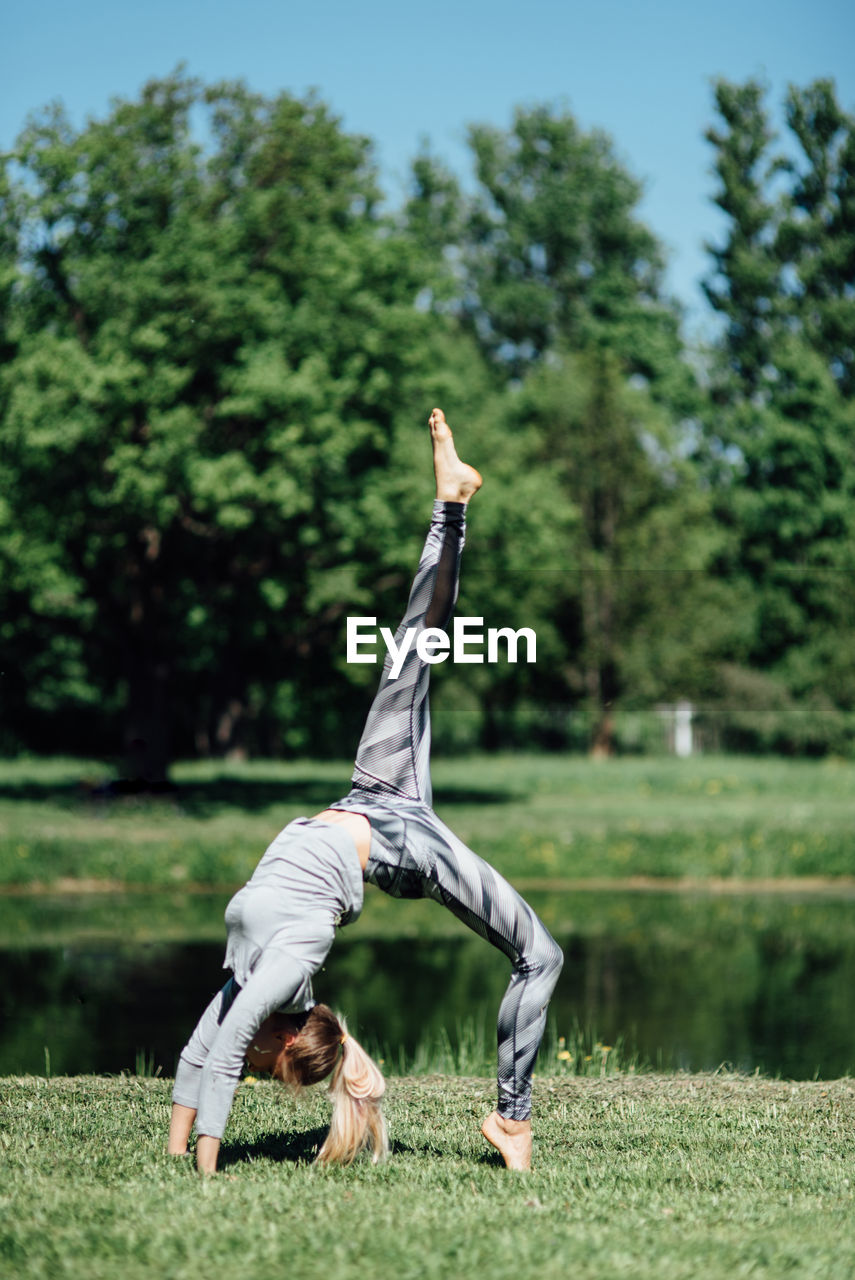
[168,409,562,1173]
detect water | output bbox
[1,889,853,1078]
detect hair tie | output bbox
[340,1032,348,1046]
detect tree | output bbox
[703,78,855,400]
[0,73,447,776]
[401,107,711,754]
[778,80,855,397]
[460,105,692,410]
[702,79,785,399]
[457,106,709,751]
[725,339,855,694]
[517,351,721,753]
[701,78,855,750]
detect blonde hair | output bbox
[273,1004,388,1166]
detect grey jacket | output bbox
[172,818,363,1138]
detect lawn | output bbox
[1,1073,853,1280]
[2,757,853,1276]
[1,753,853,891]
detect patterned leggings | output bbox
[332,500,563,1120]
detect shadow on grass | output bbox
[219,1125,331,1167]
[176,781,515,811]
[220,1129,425,1168]
[220,1141,445,1172]
[388,1138,424,1158]
[0,776,515,811]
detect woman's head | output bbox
[244,1012,301,1074]
[248,1003,387,1166]
[244,1005,342,1083]
[273,1003,343,1088]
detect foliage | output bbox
[460,105,690,402]
[701,78,855,744]
[513,350,725,746]
[405,106,711,751]
[0,72,493,774]
[779,81,855,398]
[2,75,854,766]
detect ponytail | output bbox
[315,1020,388,1166]
[273,1004,387,1166]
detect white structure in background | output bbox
[674,700,694,758]
[657,700,695,756]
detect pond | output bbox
[1,887,853,1079]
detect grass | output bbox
[1,1072,854,1280]
[369,1017,641,1080]
[1,753,854,893]
[2,757,853,1274]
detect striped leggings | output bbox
[332,500,563,1120]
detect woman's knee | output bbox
[518,926,563,988]
[537,932,564,986]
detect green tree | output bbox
[778,80,855,397]
[702,79,784,399]
[0,73,450,776]
[458,106,710,750]
[461,105,691,407]
[517,351,721,753]
[702,77,855,750]
[724,340,855,713]
[402,108,711,754]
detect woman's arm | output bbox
[193,946,322,1173]
[171,980,239,1131]
[167,1103,196,1155]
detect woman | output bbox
[168,409,563,1173]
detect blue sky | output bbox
[2,0,852,335]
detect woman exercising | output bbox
[168,409,563,1173]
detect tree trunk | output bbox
[580,568,617,758]
[590,709,615,759]
[215,697,249,761]
[123,654,171,786]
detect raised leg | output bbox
[350,410,481,804]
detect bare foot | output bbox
[481,1111,532,1171]
[429,408,482,504]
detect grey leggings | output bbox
[332,500,563,1121]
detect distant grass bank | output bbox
[1,754,853,893]
[2,1072,853,1280]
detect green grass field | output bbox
[2,755,853,1276]
[2,1073,853,1280]
[1,753,853,891]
